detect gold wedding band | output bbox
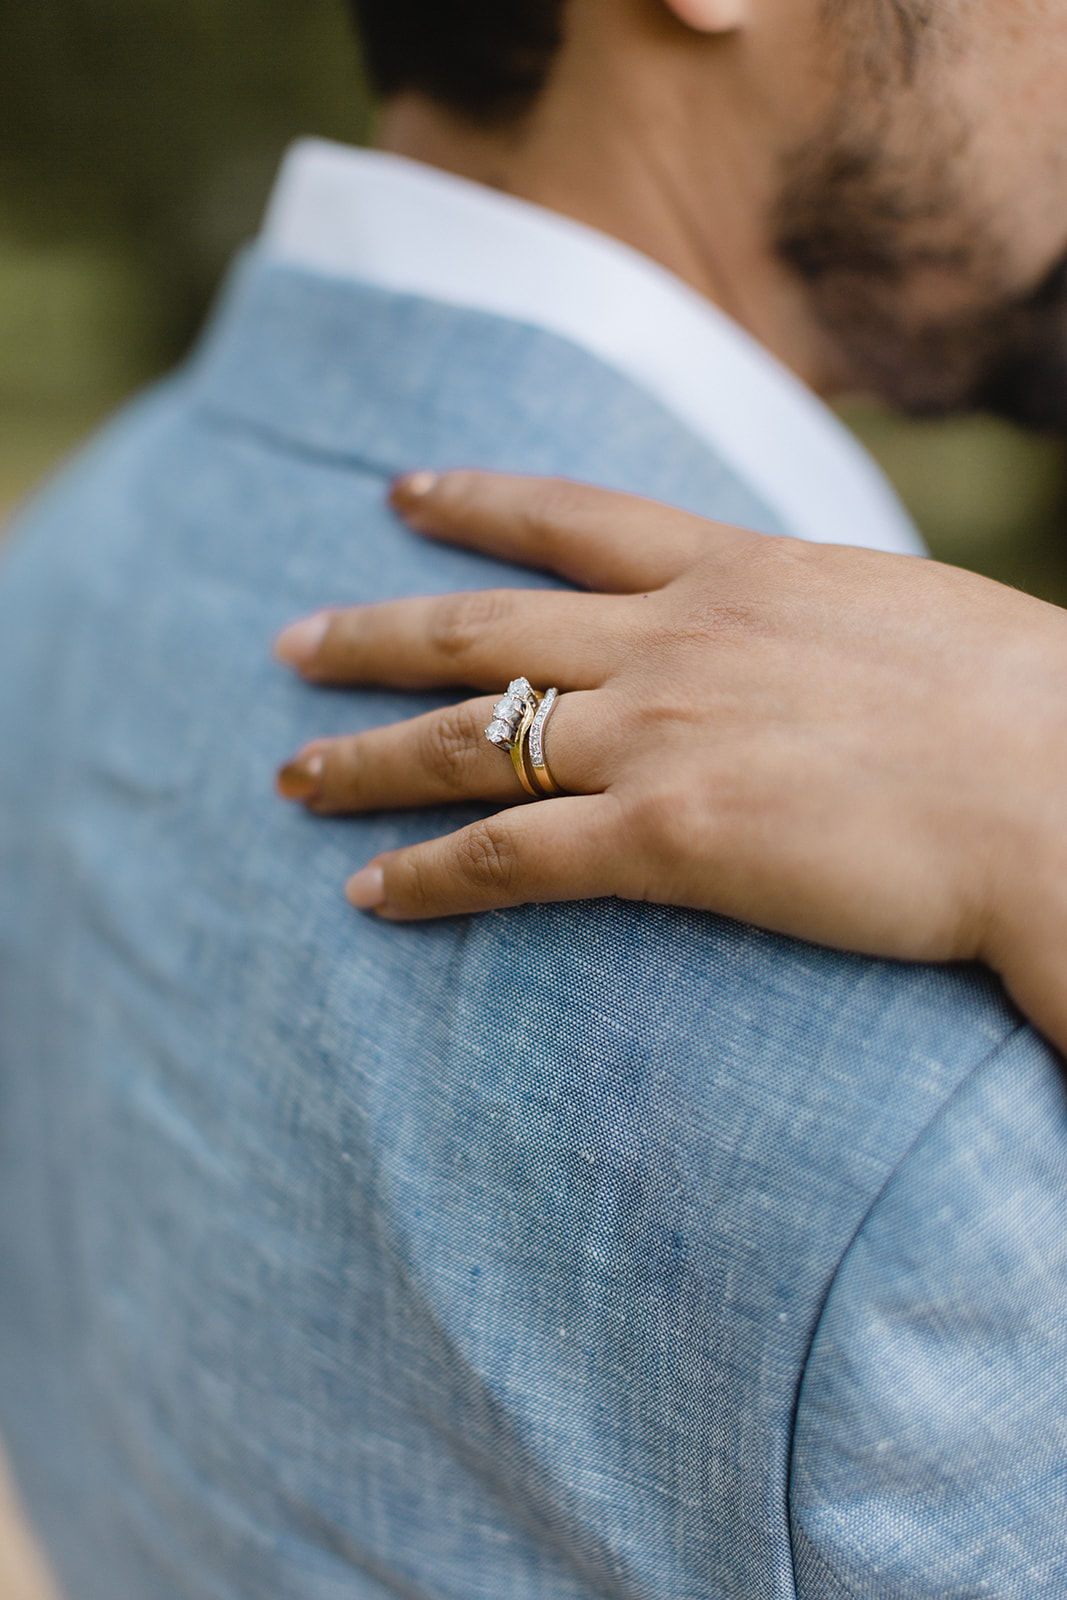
[510,698,543,797]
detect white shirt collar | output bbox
[262,138,923,556]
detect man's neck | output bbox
[379,90,842,396]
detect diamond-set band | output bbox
[484,677,563,798]
[528,688,562,796]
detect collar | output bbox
[261,139,923,556]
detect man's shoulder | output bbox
[2,246,1045,1329]
[182,251,795,536]
[0,253,1033,1123]
[0,253,1038,1165]
[0,311,1059,1593]
[2,249,796,604]
[791,1013,1067,1598]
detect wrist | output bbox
[982,806,1067,1055]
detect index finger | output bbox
[390,471,740,593]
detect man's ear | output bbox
[661,0,751,31]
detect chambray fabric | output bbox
[0,254,1064,1600]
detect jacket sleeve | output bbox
[790,1022,1067,1599]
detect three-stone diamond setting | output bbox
[485,677,536,750]
[484,677,563,798]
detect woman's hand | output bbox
[274,470,1067,1051]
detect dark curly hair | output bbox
[348,0,567,124]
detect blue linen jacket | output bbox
[0,254,1064,1599]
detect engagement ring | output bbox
[485,678,563,798]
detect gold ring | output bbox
[510,698,543,797]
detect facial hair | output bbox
[773,122,1067,432]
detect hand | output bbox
[274,470,1067,1052]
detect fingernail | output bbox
[391,470,439,507]
[276,751,324,802]
[346,865,386,910]
[274,612,330,668]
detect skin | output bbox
[384,0,1067,419]
[271,0,1067,1053]
[275,470,1067,1059]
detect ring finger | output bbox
[276,689,607,814]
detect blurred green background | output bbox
[3,0,1067,602]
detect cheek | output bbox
[949,32,1067,281]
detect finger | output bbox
[275,588,631,689]
[345,794,633,920]
[390,470,723,593]
[276,690,605,813]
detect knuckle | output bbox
[518,479,594,551]
[455,818,520,897]
[404,851,434,909]
[428,589,513,664]
[738,530,814,586]
[666,535,810,647]
[391,848,435,912]
[621,670,706,737]
[421,706,477,792]
[662,598,766,650]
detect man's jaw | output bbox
[775,158,1067,432]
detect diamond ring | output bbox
[485,678,564,798]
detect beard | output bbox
[773,126,1067,432]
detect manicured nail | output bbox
[276,751,324,802]
[391,470,439,507]
[274,612,330,668]
[346,865,386,910]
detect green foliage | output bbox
[0,0,372,508]
[0,0,370,352]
